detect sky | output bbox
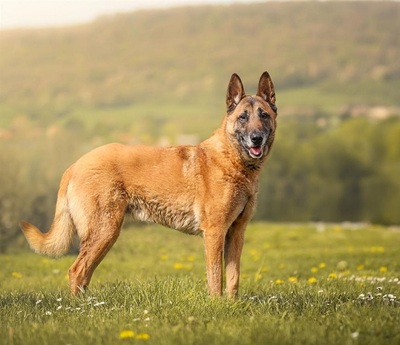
[0,0,268,30]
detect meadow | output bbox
[1,222,399,345]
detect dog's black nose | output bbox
[250,132,264,146]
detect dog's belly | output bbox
[127,195,201,236]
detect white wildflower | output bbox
[268,296,278,302]
[350,332,359,339]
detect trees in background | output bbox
[256,117,400,225]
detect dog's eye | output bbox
[238,112,248,123]
[259,111,269,120]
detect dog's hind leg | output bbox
[68,232,118,294]
[68,208,126,295]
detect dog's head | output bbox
[225,71,277,165]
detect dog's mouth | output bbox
[248,146,263,158]
[239,136,265,159]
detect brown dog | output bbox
[20,71,277,297]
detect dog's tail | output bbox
[20,168,76,258]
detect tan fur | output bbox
[20,72,277,297]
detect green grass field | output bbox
[1,223,399,345]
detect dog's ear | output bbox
[226,73,245,113]
[257,71,277,113]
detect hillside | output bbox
[0,1,399,133]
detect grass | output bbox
[1,223,400,344]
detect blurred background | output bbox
[0,0,399,252]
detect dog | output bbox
[20,71,277,297]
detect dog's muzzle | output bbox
[241,131,268,159]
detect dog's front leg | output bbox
[224,225,245,298]
[224,201,254,298]
[204,231,224,296]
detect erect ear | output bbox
[226,73,245,113]
[257,71,277,112]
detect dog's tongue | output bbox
[250,146,262,157]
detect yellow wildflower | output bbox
[319,262,326,269]
[370,246,385,253]
[12,272,22,279]
[379,266,388,273]
[173,263,192,270]
[174,263,183,270]
[311,267,318,273]
[308,277,317,284]
[328,273,337,279]
[136,333,150,340]
[119,330,135,339]
[288,276,298,283]
[275,279,284,285]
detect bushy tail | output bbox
[20,168,75,258]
